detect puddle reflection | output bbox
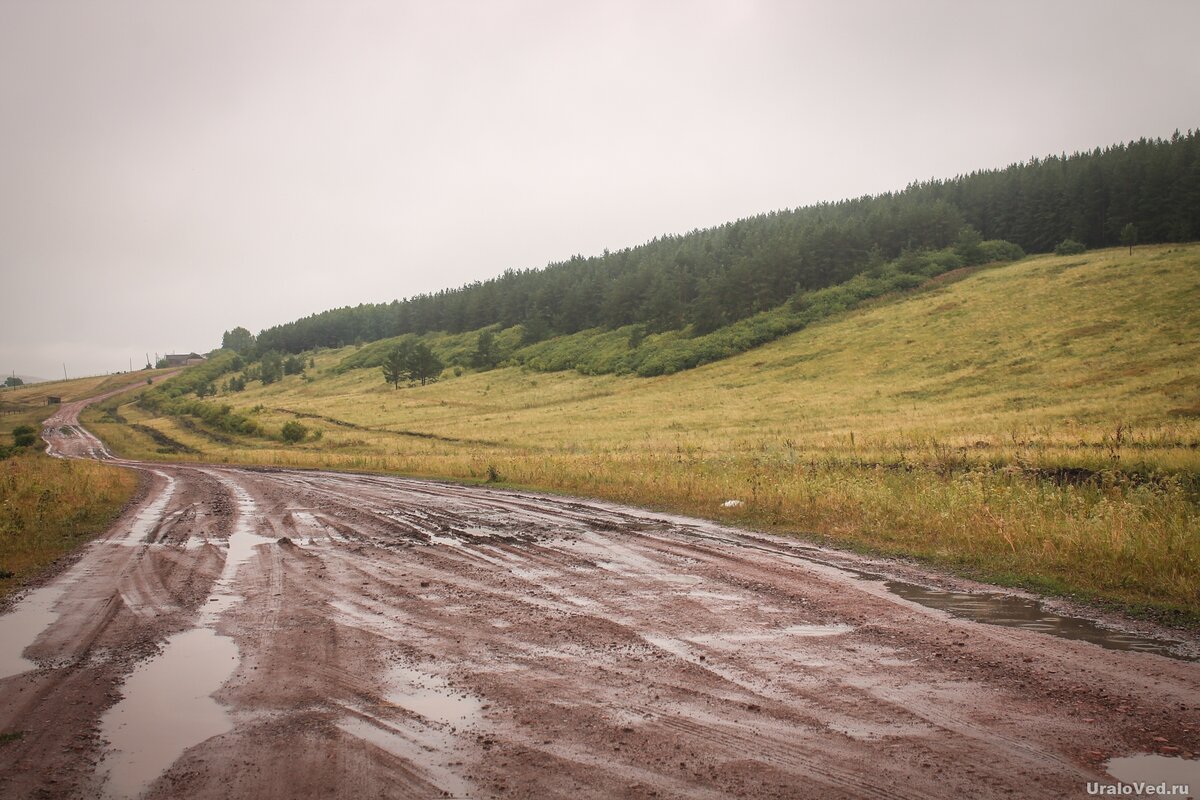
[99,628,237,799]
[882,580,1191,660]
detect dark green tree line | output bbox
[245,131,1198,357]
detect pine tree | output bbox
[407,343,444,386]
[381,346,409,389]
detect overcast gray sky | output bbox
[2,0,1198,380]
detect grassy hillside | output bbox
[85,245,1200,620]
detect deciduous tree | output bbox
[1120,223,1138,254]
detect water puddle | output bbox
[0,584,68,679]
[335,664,480,797]
[782,623,855,637]
[687,623,853,646]
[218,479,276,570]
[428,532,467,549]
[328,598,409,639]
[631,511,1195,661]
[1104,754,1200,794]
[688,590,746,602]
[508,566,559,583]
[197,475,276,624]
[878,579,1192,661]
[337,713,472,798]
[117,472,176,546]
[386,665,481,726]
[288,509,347,544]
[99,628,237,799]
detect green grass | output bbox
[89,245,1200,621]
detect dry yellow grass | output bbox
[0,455,138,598]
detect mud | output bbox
[0,381,1197,799]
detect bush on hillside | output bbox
[12,425,38,448]
[980,239,1026,262]
[280,421,308,443]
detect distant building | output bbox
[47,396,62,405]
[163,353,208,367]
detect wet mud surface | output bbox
[0,387,1198,798]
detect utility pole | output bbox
[63,363,67,381]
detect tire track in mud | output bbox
[98,469,278,799]
[1,382,1199,799]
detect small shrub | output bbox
[12,426,37,448]
[485,464,504,483]
[1054,238,1086,256]
[280,421,308,443]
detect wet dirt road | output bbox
[1,387,1198,799]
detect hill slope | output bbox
[89,245,1200,618]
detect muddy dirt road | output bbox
[1,388,1197,799]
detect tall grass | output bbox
[0,453,137,598]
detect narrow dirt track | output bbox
[1,386,1197,799]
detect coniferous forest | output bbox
[246,132,1200,356]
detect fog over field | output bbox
[1,0,1198,378]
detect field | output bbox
[0,372,170,598]
[81,246,1200,620]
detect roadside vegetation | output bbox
[86,245,1200,622]
[0,453,137,599]
[0,374,159,599]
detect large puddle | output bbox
[99,628,237,799]
[876,578,1193,661]
[1104,754,1200,794]
[0,584,68,679]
